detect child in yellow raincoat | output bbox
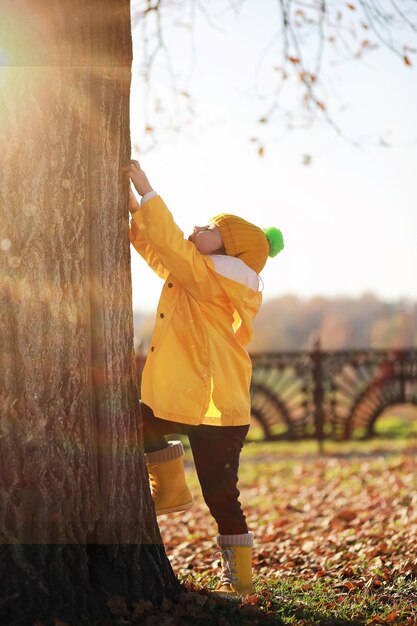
[124,159,284,597]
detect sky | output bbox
[129,0,417,314]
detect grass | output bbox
[176,575,417,625]
[253,576,417,625]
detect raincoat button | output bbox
[150,346,154,352]
[168,282,173,288]
[160,313,164,318]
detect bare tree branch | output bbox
[131,0,417,153]
[389,0,417,33]
[358,0,400,56]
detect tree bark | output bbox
[0,1,179,623]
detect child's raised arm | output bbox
[124,158,222,300]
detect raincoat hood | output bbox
[205,255,262,346]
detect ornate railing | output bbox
[250,341,417,441]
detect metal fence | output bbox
[250,340,417,441]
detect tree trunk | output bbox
[0,2,179,624]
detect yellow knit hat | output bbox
[208,214,284,274]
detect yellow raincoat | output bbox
[130,195,262,426]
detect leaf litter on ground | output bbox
[156,438,417,625]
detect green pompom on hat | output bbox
[263,227,284,258]
[209,213,285,274]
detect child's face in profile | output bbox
[188,224,224,254]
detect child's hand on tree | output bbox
[122,159,153,197]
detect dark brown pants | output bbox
[140,402,250,535]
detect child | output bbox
[123,159,284,597]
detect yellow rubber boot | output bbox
[214,532,253,597]
[145,441,193,516]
